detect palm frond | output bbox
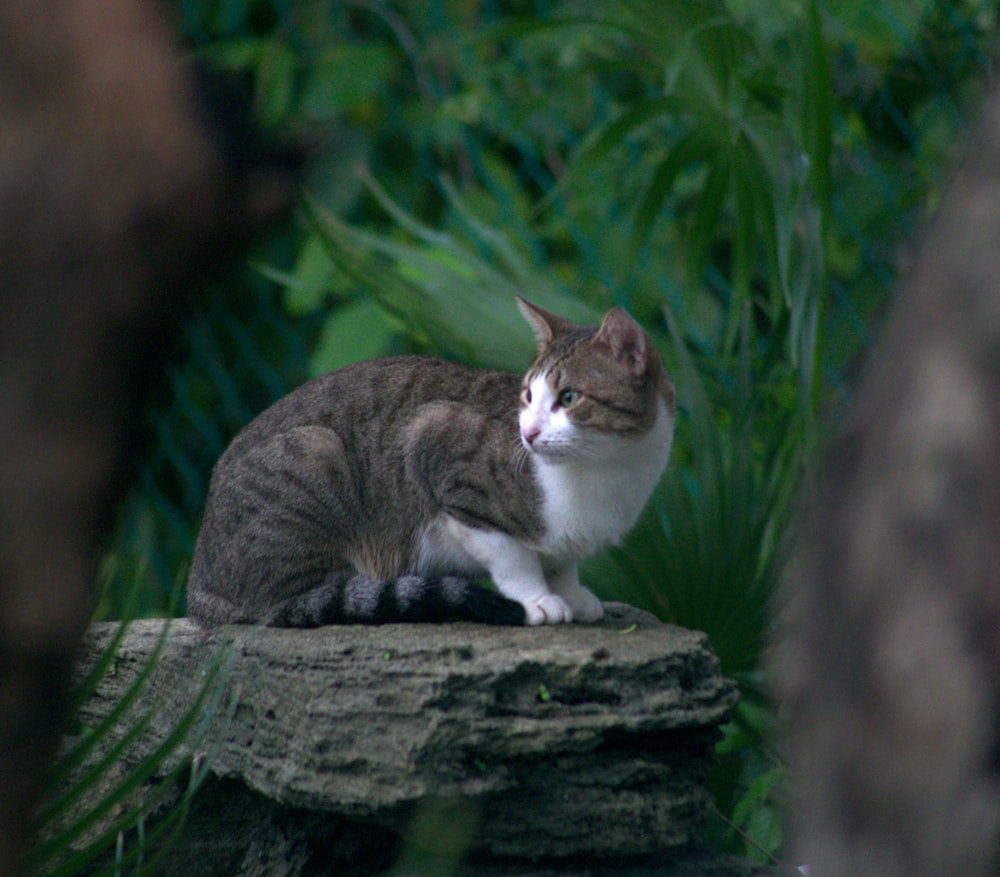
[29,573,233,877]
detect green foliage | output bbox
[730,765,786,861]
[709,683,785,862]
[113,0,992,865]
[589,307,805,675]
[29,572,233,876]
[303,178,602,372]
[254,0,831,675]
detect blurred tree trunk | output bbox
[777,83,1000,876]
[0,3,295,875]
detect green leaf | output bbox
[686,152,731,285]
[629,127,714,260]
[731,766,785,862]
[801,0,833,223]
[725,141,757,353]
[64,570,143,716]
[255,39,296,126]
[304,186,602,372]
[299,44,397,120]
[38,620,174,820]
[199,37,261,72]
[471,14,621,47]
[259,235,343,316]
[673,19,758,108]
[799,0,833,413]
[30,571,234,876]
[825,0,935,61]
[547,96,686,211]
[738,145,782,314]
[308,297,397,377]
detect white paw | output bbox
[562,586,604,623]
[522,594,574,626]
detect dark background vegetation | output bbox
[94,0,995,864]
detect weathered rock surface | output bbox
[74,603,769,876]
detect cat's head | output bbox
[516,297,675,463]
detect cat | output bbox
[186,297,675,628]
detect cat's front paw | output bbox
[522,594,573,626]
[563,586,604,623]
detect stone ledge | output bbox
[73,603,766,875]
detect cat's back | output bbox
[222,355,520,462]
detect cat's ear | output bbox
[593,308,650,377]
[516,297,572,351]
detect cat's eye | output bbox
[520,386,532,405]
[557,388,581,408]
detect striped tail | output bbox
[262,571,526,627]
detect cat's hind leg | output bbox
[186,585,260,625]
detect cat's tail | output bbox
[262,571,526,627]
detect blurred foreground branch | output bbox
[777,81,1000,876]
[0,3,296,874]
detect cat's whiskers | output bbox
[511,436,532,477]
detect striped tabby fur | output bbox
[187,298,674,627]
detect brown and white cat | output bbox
[187,298,675,627]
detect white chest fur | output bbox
[532,398,674,561]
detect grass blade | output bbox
[629,127,714,261]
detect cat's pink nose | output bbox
[521,425,541,446]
